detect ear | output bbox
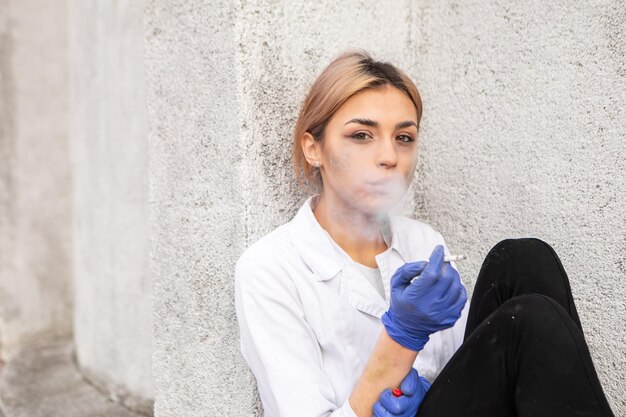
[301,131,322,166]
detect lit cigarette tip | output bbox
[444,254,468,262]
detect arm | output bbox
[235,253,357,417]
[348,330,418,417]
[235,245,465,417]
[350,245,467,416]
[236,252,417,417]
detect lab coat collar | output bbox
[288,195,410,282]
[289,195,344,281]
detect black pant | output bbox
[416,238,615,417]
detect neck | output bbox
[312,192,388,267]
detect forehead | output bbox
[331,86,418,125]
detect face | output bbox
[304,85,420,215]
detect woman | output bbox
[234,50,615,417]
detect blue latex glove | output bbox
[373,368,431,417]
[381,245,467,351]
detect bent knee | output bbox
[497,293,568,325]
[486,238,556,265]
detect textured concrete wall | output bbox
[412,0,625,413]
[69,1,154,413]
[147,1,421,415]
[0,0,72,360]
[146,2,248,415]
[149,1,624,415]
[0,0,13,359]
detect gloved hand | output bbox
[381,245,467,351]
[373,368,431,417]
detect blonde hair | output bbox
[292,50,423,192]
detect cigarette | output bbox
[444,254,468,262]
[410,254,467,284]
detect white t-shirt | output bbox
[353,261,386,299]
[235,195,468,417]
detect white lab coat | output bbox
[235,195,468,417]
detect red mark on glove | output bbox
[392,388,403,397]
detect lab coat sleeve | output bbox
[235,251,358,417]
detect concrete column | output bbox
[146,1,422,415]
[413,0,625,413]
[69,1,153,413]
[0,0,72,360]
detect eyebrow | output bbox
[344,118,418,130]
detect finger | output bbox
[406,246,445,293]
[439,265,462,298]
[405,268,446,301]
[418,376,432,395]
[439,269,465,304]
[440,261,467,298]
[441,286,467,326]
[373,400,395,417]
[419,245,445,282]
[430,263,457,295]
[399,368,420,396]
[390,261,427,289]
[452,285,468,312]
[379,388,411,414]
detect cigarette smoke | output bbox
[371,173,410,224]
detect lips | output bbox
[364,181,391,195]
[364,177,408,201]
[367,178,394,186]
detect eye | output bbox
[396,134,415,144]
[350,132,372,141]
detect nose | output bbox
[376,138,398,169]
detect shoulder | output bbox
[238,223,292,262]
[235,221,303,291]
[236,223,294,269]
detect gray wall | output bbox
[0,0,72,359]
[148,1,625,415]
[146,2,248,415]
[1,0,623,415]
[150,1,625,415]
[69,0,153,413]
[412,1,625,413]
[1,0,155,411]
[146,1,421,415]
